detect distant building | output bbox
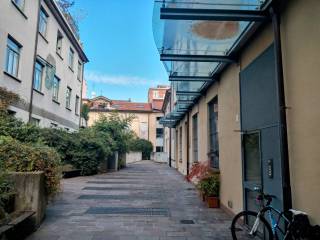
[0,0,89,130]
[83,85,169,153]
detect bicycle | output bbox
[230,189,311,240]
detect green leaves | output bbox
[128,138,153,160]
[197,175,220,197]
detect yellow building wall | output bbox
[281,0,320,224]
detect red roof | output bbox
[111,101,153,112]
[152,99,164,111]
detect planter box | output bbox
[207,196,220,208]
[9,172,46,228]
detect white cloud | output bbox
[85,70,166,86]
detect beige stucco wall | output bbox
[0,0,39,122]
[281,0,320,224]
[32,1,82,130]
[0,0,84,130]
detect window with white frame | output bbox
[33,61,44,91]
[39,8,48,37]
[75,95,80,115]
[69,48,74,70]
[5,37,21,77]
[77,61,82,80]
[52,76,60,101]
[66,87,72,109]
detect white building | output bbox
[0,0,89,130]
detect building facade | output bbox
[0,0,88,130]
[83,86,169,153]
[154,0,320,225]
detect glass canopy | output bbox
[153,0,272,127]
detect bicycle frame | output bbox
[250,205,292,239]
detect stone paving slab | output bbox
[27,161,233,240]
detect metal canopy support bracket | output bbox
[161,53,235,63]
[160,7,269,22]
[169,76,213,82]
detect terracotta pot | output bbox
[207,196,219,208]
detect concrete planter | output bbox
[9,172,46,228]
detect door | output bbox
[240,44,284,214]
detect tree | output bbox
[81,103,90,123]
[56,0,85,39]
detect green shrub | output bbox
[197,175,220,197]
[0,115,41,143]
[0,169,15,220]
[129,138,153,160]
[0,136,61,196]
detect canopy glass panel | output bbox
[153,0,271,122]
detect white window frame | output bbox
[77,61,82,80]
[56,31,63,55]
[69,48,74,70]
[52,76,60,101]
[75,95,80,115]
[66,87,72,109]
[5,37,21,78]
[13,0,25,9]
[33,61,44,91]
[39,8,48,37]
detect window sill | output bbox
[56,52,64,61]
[52,99,60,105]
[75,113,80,117]
[209,168,220,174]
[68,66,74,73]
[3,71,21,83]
[33,88,44,96]
[66,107,72,112]
[39,32,49,44]
[11,1,28,20]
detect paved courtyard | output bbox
[27,161,232,240]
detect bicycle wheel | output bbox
[231,210,273,240]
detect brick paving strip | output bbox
[27,161,232,240]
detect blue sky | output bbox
[73,0,168,102]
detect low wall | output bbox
[151,152,168,163]
[10,172,46,228]
[125,152,142,164]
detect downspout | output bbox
[186,112,190,175]
[270,6,292,211]
[28,0,41,122]
[169,89,172,167]
[79,63,85,129]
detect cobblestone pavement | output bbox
[27,161,232,240]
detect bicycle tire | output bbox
[231,210,273,240]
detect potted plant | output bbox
[198,175,220,208]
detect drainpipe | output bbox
[270,6,292,211]
[79,64,85,129]
[28,0,41,122]
[169,89,172,167]
[186,112,190,175]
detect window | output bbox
[5,37,21,77]
[56,31,63,55]
[192,113,198,163]
[156,128,164,138]
[69,48,74,70]
[153,91,159,99]
[52,76,60,101]
[77,61,82,80]
[66,87,72,109]
[30,118,40,126]
[13,0,24,9]
[156,117,161,121]
[39,8,48,37]
[33,61,44,91]
[75,95,80,115]
[156,147,163,152]
[208,97,219,169]
[179,127,182,162]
